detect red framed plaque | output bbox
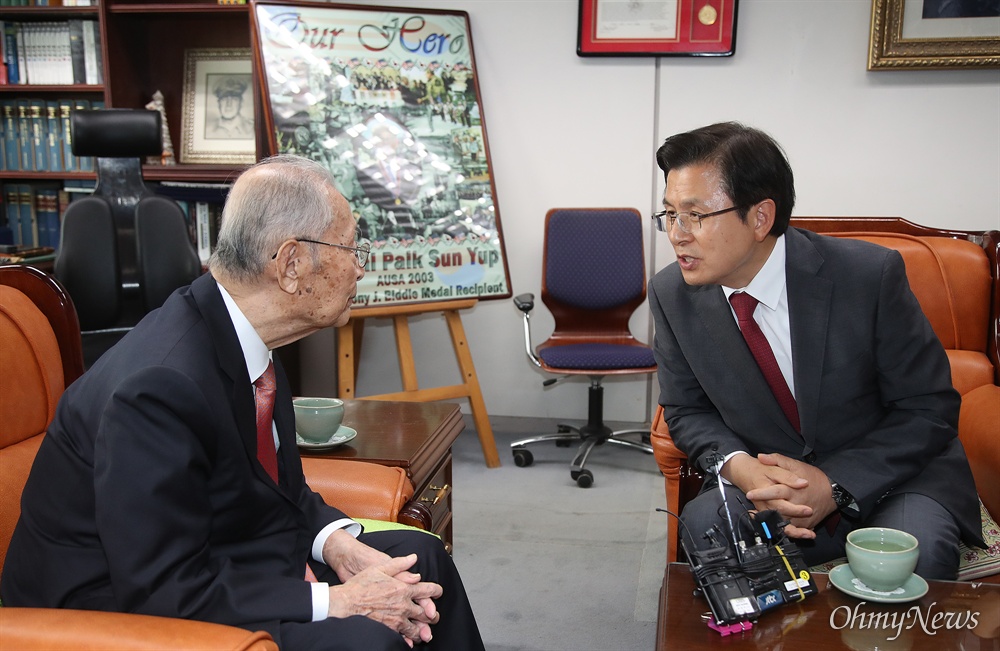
[577,0,738,57]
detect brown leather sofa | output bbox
[650,218,1000,580]
[0,264,420,649]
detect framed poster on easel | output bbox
[250,1,506,467]
[249,1,512,310]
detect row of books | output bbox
[1,19,103,86]
[1,98,102,172]
[0,180,91,249]
[0,179,226,263]
[188,199,223,265]
[156,181,232,265]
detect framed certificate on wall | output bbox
[577,0,738,57]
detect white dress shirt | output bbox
[722,234,794,394]
[217,282,359,621]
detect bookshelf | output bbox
[2,1,254,182]
[103,1,253,182]
[0,0,255,247]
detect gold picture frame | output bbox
[180,48,257,164]
[869,0,1000,69]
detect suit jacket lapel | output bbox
[189,274,285,491]
[272,355,302,495]
[785,228,834,454]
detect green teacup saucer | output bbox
[829,563,928,604]
[295,425,357,451]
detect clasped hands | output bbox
[323,530,441,647]
[721,452,838,539]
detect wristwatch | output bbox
[830,482,860,517]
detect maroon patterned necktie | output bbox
[729,292,801,434]
[254,361,279,483]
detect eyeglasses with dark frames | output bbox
[651,206,741,234]
[272,238,371,268]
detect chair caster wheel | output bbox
[557,425,573,434]
[555,440,572,448]
[512,447,534,467]
[572,468,593,488]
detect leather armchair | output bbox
[650,218,1000,580]
[0,264,419,648]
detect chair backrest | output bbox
[542,208,648,342]
[56,195,121,329]
[0,265,81,576]
[136,195,203,312]
[55,109,201,332]
[792,217,1000,393]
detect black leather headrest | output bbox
[71,109,162,157]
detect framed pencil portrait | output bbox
[869,0,1000,69]
[577,0,738,57]
[180,48,258,164]
[249,1,512,310]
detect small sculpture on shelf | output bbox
[145,90,176,166]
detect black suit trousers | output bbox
[680,481,963,581]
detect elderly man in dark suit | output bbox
[647,122,982,579]
[0,155,485,651]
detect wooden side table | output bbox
[656,563,1000,649]
[301,400,464,551]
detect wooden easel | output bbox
[336,299,500,468]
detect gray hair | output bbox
[210,155,339,282]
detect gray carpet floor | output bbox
[449,415,668,651]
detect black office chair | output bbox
[55,109,201,367]
[511,208,655,488]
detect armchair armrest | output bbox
[650,405,703,563]
[958,384,1000,521]
[0,608,276,651]
[651,405,684,563]
[650,405,686,478]
[302,457,417,523]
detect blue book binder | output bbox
[29,100,47,172]
[3,23,19,86]
[45,101,62,172]
[16,100,32,172]
[3,184,21,247]
[34,187,59,248]
[17,183,35,248]
[1,101,18,171]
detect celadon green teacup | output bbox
[292,397,345,443]
[846,527,919,592]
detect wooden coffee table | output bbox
[300,400,464,551]
[656,563,1000,649]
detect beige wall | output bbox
[300,0,1000,425]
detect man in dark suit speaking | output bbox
[1,155,485,651]
[647,122,982,579]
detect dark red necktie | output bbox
[729,292,801,434]
[255,362,320,571]
[254,361,279,484]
